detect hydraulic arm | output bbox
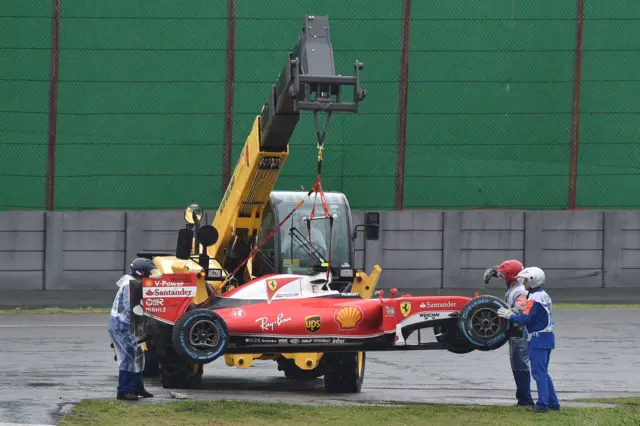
[259,15,366,151]
[208,16,366,286]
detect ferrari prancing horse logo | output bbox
[400,301,411,317]
[267,280,278,291]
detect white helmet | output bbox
[516,267,545,288]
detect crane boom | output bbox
[260,15,365,151]
[208,15,366,285]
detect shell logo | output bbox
[334,306,363,330]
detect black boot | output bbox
[137,388,154,398]
[117,392,139,401]
[513,402,534,407]
[134,371,153,397]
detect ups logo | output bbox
[305,315,321,333]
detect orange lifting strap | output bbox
[197,111,336,306]
[306,111,334,281]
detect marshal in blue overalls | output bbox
[498,266,560,413]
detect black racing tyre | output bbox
[277,357,324,380]
[142,344,160,377]
[158,353,204,389]
[433,322,476,354]
[172,309,229,364]
[458,295,510,351]
[324,352,366,393]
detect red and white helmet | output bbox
[497,259,524,284]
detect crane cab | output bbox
[252,190,360,292]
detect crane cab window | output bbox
[254,204,277,275]
[272,193,351,275]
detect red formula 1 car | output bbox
[130,270,512,393]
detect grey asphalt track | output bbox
[1,309,639,425]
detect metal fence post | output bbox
[395,0,412,210]
[46,0,61,211]
[222,0,237,194]
[568,0,585,209]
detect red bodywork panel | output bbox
[140,273,472,342]
[213,296,471,338]
[216,298,384,338]
[141,273,197,325]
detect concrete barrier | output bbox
[1,209,639,306]
[0,212,45,291]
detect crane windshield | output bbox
[272,192,351,275]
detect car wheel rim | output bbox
[188,319,220,349]
[470,308,501,338]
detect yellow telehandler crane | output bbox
[135,15,382,389]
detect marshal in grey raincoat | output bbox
[108,274,145,394]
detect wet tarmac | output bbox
[1,309,639,425]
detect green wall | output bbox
[231,1,401,210]
[0,1,50,209]
[53,1,227,209]
[577,1,640,208]
[1,1,638,210]
[405,1,575,209]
